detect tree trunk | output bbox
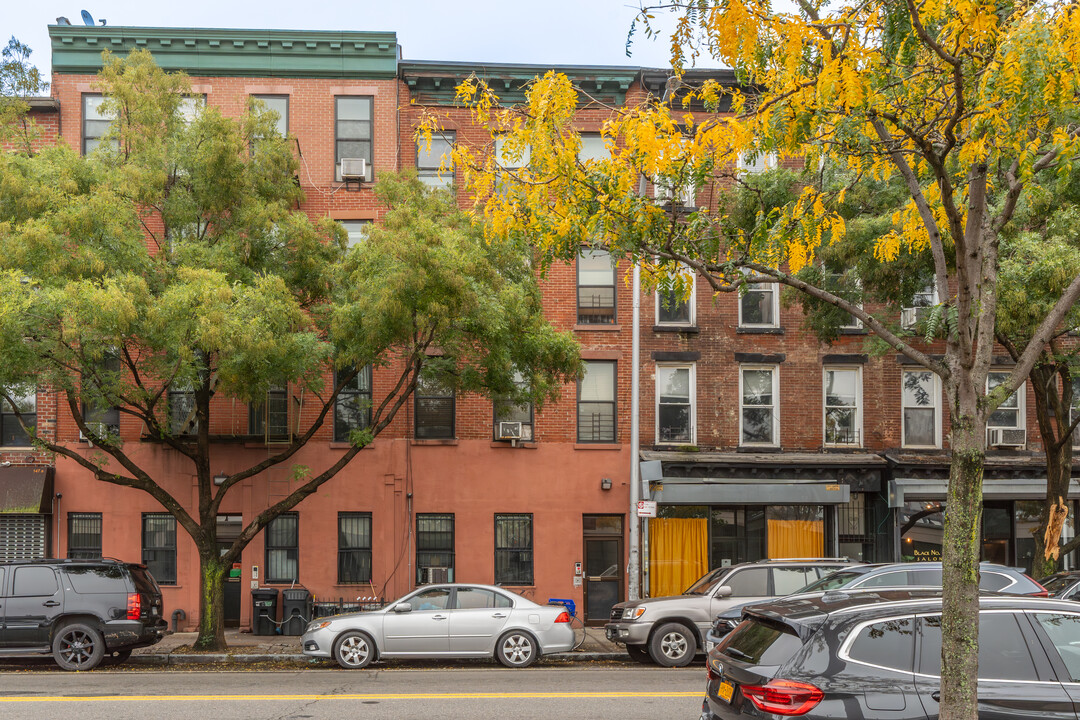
[194,551,227,651]
[939,387,983,720]
[1033,444,1073,580]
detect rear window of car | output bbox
[128,565,161,596]
[718,618,804,666]
[1039,575,1076,596]
[66,565,126,594]
[979,572,1014,592]
[846,617,914,672]
[798,569,865,592]
[917,613,1037,681]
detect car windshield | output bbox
[796,569,865,593]
[684,568,726,595]
[1040,575,1077,596]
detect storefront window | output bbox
[709,507,765,568]
[900,502,945,562]
[766,506,824,558]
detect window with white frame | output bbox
[338,220,371,248]
[824,367,861,446]
[178,95,204,124]
[740,366,779,446]
[335,96,374,182]
[653,133,695,206]
[656,266,695,325]
[902,370,941,448]
[82,94,117,154]
[1071,376,1080,449]
[656,365,694,444]
[902,282,938,329]
[578,360,616,443]
[737,151,778,174]
[494,372,534,442]
[577,248,617,325]
[827,271,862,330]
[739,280,779,328]
[251,95,288,138]
[578,133,609,164]
[986,371,1024,430]
[417,131,455,190]
[495,135,530,172]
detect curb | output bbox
[130,650,629,666]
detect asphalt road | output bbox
[0,664,705,720]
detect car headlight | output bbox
[622,607,646,620]
[306,620,332,633]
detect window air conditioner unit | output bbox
[498,421,523,441]
[339,158,368,180]
[900,307,930,330]
[420,567,451,584]
[987,427,1026,448]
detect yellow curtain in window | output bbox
[767,519,824,558]
[649,518,708,598]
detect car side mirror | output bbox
[393,602,412,613]
[714,585,733,598]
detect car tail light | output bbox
[554,611,571,623]
[127,592,142,620]
[740,679,824,716]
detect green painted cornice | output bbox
[50,26,399,78]
[400,60,640,105]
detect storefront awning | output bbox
[892,476,1080,501]
[0,466,55,514]
[652,478,851,505]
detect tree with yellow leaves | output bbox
[420,0,1080,716]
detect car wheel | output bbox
[52,623,106,671]
[496,630,538,668]
[626,643,652,664]
[105,649,133,665]
[333,631,376,669]
[650,622,696,667]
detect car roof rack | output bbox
[753,557,852,563]
[0,557,127,566]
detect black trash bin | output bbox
[281,587,312,636]
[251,588,279,636]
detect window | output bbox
[67,513,102,560]
[142,513,177,585]
[846,617,914,672]
[417,131,455,189]
[82,352,121,438]
[249,385,288,440]
[654,177,696,206]
[902,282,938,329]
[771,567,816,595]
[1,389,36,446]
[656,365,694,444]
[902,370,941,448]
[987,371,1024,430]
[265,513,299,584]
[824,367,861,445]
[577,133,609,164]
[577,249,617,325]
[82,94,116,154]
[494,514,533,585]
[917,613,1037,680]
[740,366,779,446]
[737,151,778,174]
[494,372,534,442]
[1034,613,1080,681]
[578,360,616,443]
[177,95,203,124]
[719,618,803,666]
[410,587,451,611]
[168,383,196,435]
[335,96,374,181]
[724,567,769,596]
[456,587,512,609]
[825,270,862,330]
[252,95,288,137]
[339,220,371,248]
[416,513,454,584]
[739,278,779,328]
[1072,376,1080,449]
[335,365,372,442]
[12,566,58,596]
[495,135,530,171]
[656,266,694,326]
[337,512,372,584]
[414,376,455,439]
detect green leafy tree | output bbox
[0,37,49,154]
[0,49,580,650]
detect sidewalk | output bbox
[130,625,627,665]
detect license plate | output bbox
[718,681,735,703]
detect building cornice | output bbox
[49,26,399,79]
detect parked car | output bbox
[706,561,1047,648]
[1039,570,1080,599]
[702,589,1080,719]
[604,558,853,667]
[301,583,574,668]
[0,558,167,671]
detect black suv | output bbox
[704,589,1080,719]
[0,558,167,670]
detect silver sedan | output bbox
[302,583,575,668]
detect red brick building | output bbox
[0,23,1074,630]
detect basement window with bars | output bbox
[68,512,102,560]
[494,514,533,585]
[266,513,299,584]
[416,513,454,584]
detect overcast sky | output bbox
[6,1,724,79]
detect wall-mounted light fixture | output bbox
[213,473,228,486]
[600,477,612,491]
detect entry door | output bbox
[584,537,622,626]
[217,515,242,628]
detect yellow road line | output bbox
[0,692,703,703]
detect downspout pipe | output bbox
[628,263,641,601]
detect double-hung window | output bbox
[656,265,695,326]
[335,366,372,443]
[251,95,288,138]
[82,352,121,439]
[142,513,176,585]
[82,94,116,154]
[656,365,694,444]
[740,366,779,446]
[737,151,778,174]
[168,383,196,435]
[417,131,455,189]
[902,282,938,329]
[987,372,1025,446]
[494,372,534,442]
[416,513,454,584]
[902,370,941,448]
[177,96,203,124]
[1,389,36,446]
[577,249,616,325]
[265,513,299,584]
[1071,376,1080,450]
[68,512,102,560]
[339,220,370,249]
[739,278,779,329]
[415,376,455,439]
[338,512,372,584]
[494,514,533,585]
[824,367,861,446]
[335,97,374,182]
[578,361,616,443]
[250,385,288,440]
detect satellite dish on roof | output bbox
[81,10,95,26]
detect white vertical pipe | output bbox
[628,262,641,601]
